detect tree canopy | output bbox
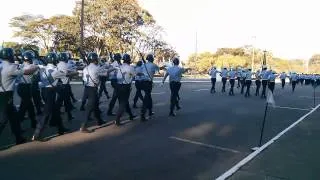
[9,0,176,60]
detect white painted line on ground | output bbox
[272,105,312,111]
[151,92,166,95]
[215,104,320,180]
[299,96,320,99]
[193,89,210,92]
[169,136,241,154]
[69,81,212,85]
[154,102,167,106]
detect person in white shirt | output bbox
[32,52,70,140]
[56,52,78,122]
[133,60,144,108]
[114,53,136,125]
[208,66,219,93]
[244,68,253,97]
[290,72,298,92]
[17,51,37,129]
[140,54,159,120]
[228,67,237,96]
[240,69,247,94]
[279,72,287,89]
[162,57,185,117]
[0,48,39,144]
[255,70,261,96]
[220,67,228,92]
[80,52,115,132]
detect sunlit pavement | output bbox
[0,80,319,180]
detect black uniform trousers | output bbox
[108,79,119,114]
[56,84,73,119]
[255,80,261,96]
[141,81,153,116]
[237,77,241,88]
[98,76,109,98]
[229,79,235,95]
[300,79,304,85]
[170,81,181,113]
[240,78,246,94]
[245,80,252,97]
[210,78,216,93]
[0,91,23,142]
[281,79,285,89]
[66,83,76,102]
[80,84,89,109]
[133,80,143,106]
[115,84,133,123]
[33,87,65,137]
[82,86,102,128]
[261,80,268,98]
[17,84,36,128]
[222,77,227,92]
[31,83,43,114]
[292,81,297,92]
[268,81,275,93]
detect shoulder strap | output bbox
[42,68,56,88]
[118,65,129,84]
[86,66,99,87]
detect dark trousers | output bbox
[292,81,297,92]
[170,81,181,113]
[229,79,235,95]
[141,81,153,116]
[222,77,227,92]
[0,91,23,142]
[82,86,102,128]
[133,81,143,105]
[66,84,76,101]
[33,87,64,137]
[255,80,261,96]
[245,80,252,97]
[98,79,109,98]
[261,80,268,98]
[300,79,304,85]
[240,79,246,94]
[17,84,36,127]
[268,82,275,93]
[237,77,241,88]
[56,84,73,119]
[31,84,43,114]
[115,84,133,122]
[281,79,285,89]
[108,79,118,113]
[210,78,216,93]
[81,85,89,108]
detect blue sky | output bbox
[1,0,320,60]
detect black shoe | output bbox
[130,115,137,121]
[107,95,111,99]
[80,106,85,111]
[176,106,181,111]
[107,112,116,116]
[58,127,70,135]
[80,128,93,133]
[97,120,106,126]
[149,111,155,116]
[16,137,27,145]
[169,112,176,117]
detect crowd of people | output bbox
[0,48,185,145]
[208,66,320,98]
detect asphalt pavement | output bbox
[0,80,319,180]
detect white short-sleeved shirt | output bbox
[209,68,219,78]
[141,62,159,81]
[83,63,109,87]
[40,64,66,88]
[0,61,24,92]
[166,65,184,82]
[117,63,135,84]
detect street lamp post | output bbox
[80,0,84,52]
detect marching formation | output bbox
[208,65,320,98]
[0,48,185,145]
